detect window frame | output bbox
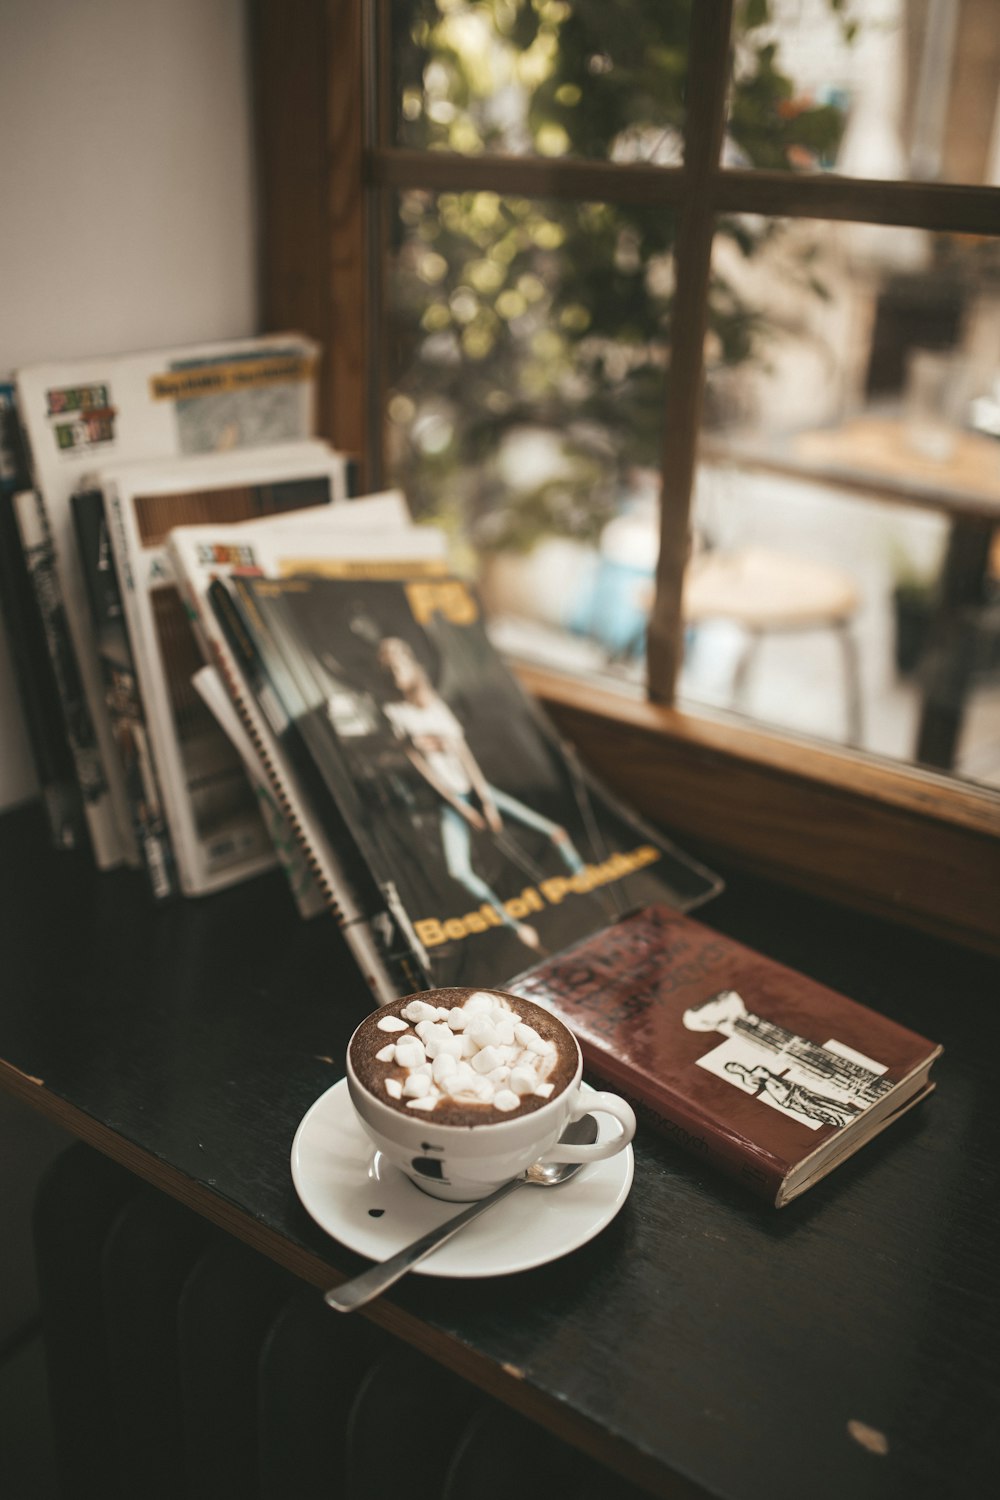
[251,0,1000,956]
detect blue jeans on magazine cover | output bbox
[440,789,584,934]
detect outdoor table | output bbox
[702,411,1000,770]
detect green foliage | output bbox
[388,0,854,552]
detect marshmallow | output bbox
[468,1017,498,1049]
[401,999,439,1023]
[369,991,564,1121]
[446,1062,478,1094]
[432,1052,458,1084]
[426,1031,463,1061]
[494,1017,516,1047]
[509,1066,536,1095]
[403,1069,432,1097]
[394,1037,427,1070]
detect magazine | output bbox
[191,663,326,921]
[224,570,723,993]
[71,488,177,898]
[0,382,24,493]
[168,492,449,999]
[12,490,103,851]
[1,383,86,851]
[14,332,320,869]
[96,442,350,897]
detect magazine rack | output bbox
[1,799,997,1499]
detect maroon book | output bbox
[508,905,941,1206]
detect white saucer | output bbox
[290,1078,634,1278]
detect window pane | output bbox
[390,0,689,163]
[685,212,1000,791]
[725,0,1000,186]
[384,189,676,680]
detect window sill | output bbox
[517,662,1000,958]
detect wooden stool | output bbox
[682,546,863,744]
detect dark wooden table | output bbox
[2,800,998,1499]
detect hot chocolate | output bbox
[349,986,579,1128]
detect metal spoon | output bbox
[324,1113,599,1312]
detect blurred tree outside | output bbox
[384,0,854,575]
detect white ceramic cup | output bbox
[346,990,636,1202]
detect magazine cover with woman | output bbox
[230,571,723,991]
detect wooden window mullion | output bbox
[646,0,734,703]
[363,0,392,489]
[715,168,1000,233]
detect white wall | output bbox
[0,0,257,810]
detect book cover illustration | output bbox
[510,904,941,1204]
[100,445,347,897]
[24,339,317,470]
[230,572,723,992]
[682,988,893,1131]
[14,333,319,869]
[149,345,317,456]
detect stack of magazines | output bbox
[8,335,941,1211]
[1,333,349,893]
[2,333,722,1005]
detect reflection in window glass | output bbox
[684,214,1000,790]
[384,191,676,679]
[726,0,1000,185]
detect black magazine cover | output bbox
[0,386,87,851]
[12,490,105,843]
[71,489,177,899]
[227,571,722,990]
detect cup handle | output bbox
[540,1090,636,1163]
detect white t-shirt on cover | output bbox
[384,697,472,797]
